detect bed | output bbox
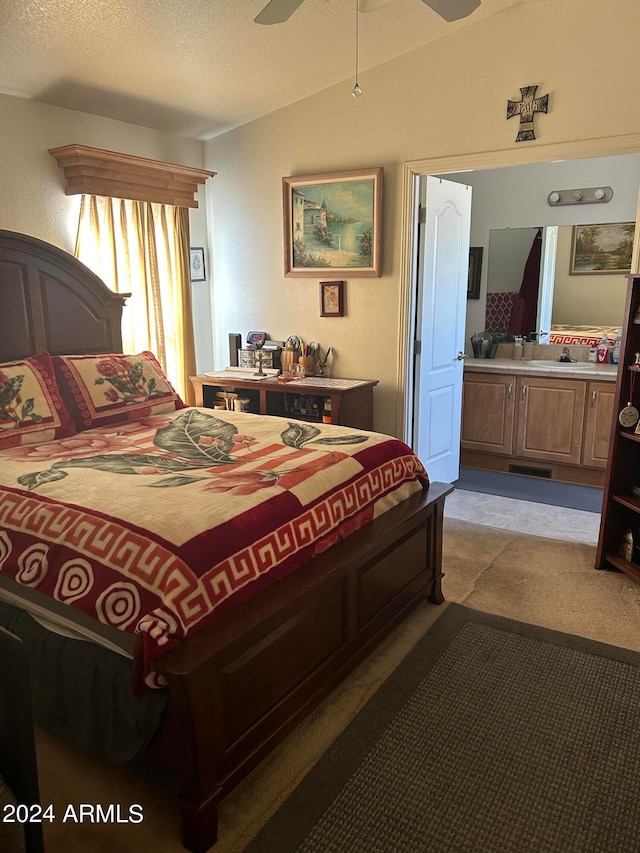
[0,229,451,852]
[549,324,621,347]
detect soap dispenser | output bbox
[596,333,610,364]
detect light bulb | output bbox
[548,191,560,204]
[595,188,605,199]
[352,83,362,97]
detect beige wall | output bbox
[0,93,206,252]
[204,0,640,435]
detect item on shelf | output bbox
[281,336,301,373]
[298,356,316,376]
[284,394,321,421]
[620,528,634,562]
[619,360,639,428]
[315,345,332,376]
[246,330,268,348]
[298,342,317,375]
[322,398,332,424]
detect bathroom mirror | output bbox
[486,224,628,341]
[443,151,640,347]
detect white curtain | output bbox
[75,195,196,404]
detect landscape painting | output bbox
[569,222,635,275]
[283,167,383,277]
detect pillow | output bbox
[53,351,185,431]
[0,352,76,450]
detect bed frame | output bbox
[0,229,452,852]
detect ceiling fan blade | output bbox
[420,0,481,22]
[254,0,307,25]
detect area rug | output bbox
[454,466,603,513]
[245,603,640,853]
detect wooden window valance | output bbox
[49,144,216,209]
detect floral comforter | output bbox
[0,408,429,686]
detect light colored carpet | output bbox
[36,518,640,852]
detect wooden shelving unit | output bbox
[189,374,379,431]
[596,274,640,581]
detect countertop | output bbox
[464,357,619,381]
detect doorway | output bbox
[399,134,640,504]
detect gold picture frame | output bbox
[283,167,383,278]
[569,222,635,275]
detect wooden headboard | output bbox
[0,229,126,361]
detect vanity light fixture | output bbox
[547,186,613,206]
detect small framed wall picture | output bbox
[320,281,344,317]
[190,247,206,281]
[467,247,483,299]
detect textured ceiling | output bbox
[0,0,529,140]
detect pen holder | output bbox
[298,356,316,376]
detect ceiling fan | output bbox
[255,0,481,25]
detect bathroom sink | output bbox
[526,360,594,369]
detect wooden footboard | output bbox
[152,481,451,852]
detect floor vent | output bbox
[508,464,552,479]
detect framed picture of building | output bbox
[282,167,383,277]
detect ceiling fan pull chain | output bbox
[352,0,362,97]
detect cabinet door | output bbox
[514,376,586,465]
[461,372,515,455]
[582,381,616,468]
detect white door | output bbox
[413,175,472,483]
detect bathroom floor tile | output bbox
[444,488,600,545]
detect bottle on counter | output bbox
[512,336,524,359]
[596,333,610,364]
[611,331,622,365]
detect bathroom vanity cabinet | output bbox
[461,366,616,486]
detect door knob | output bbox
[456,351,468,361]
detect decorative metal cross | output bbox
[506,85,549,142]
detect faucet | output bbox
[559,346,576,363]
